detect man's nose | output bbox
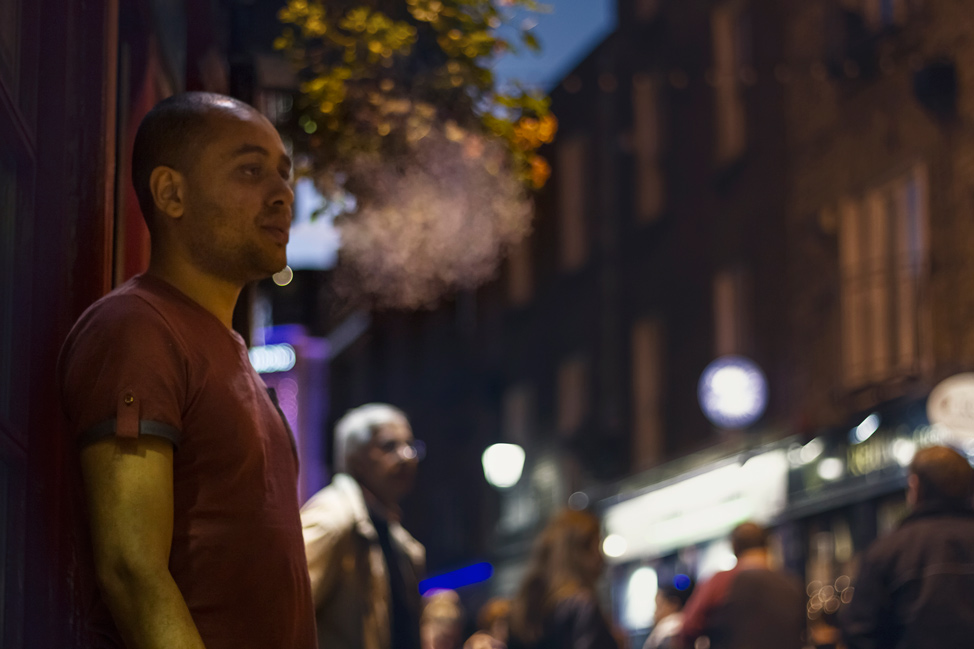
[272,177,295,208]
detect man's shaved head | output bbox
[910,445,974,505]
[132,92,259,229]
[731,521,769,557]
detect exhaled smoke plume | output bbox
[332,126,534,310]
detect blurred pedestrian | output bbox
[642,578,694,649]
[841,445,974,649]
[422,590,466,649]
[508,509,621,649]
[58,92,314,649]
[464,597,511,649]
[301,403,426,649]
[680,522,805,649]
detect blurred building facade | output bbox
[319,0,974,641]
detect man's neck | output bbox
[147,255,242,329]
[355,479,402,523]
[736,549,770,569]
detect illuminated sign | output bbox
[248,343,297,374]
[928,373,974,437]
[698,356,768,429]
[846,425,951,477]
[419,562,493,594]
[602,450,788,562]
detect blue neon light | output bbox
[674,574,692,591]
[419,562,493,594]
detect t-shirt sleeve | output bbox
[680,571,730,644]
[58,295,186,447]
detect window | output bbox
[635,0,660,22]
[632,74,664,222]
[631,318,664,471]
[502,383,535,445]
[507,237,533,306]
[711,1,748,162]
[557,356,588,435]
[557,136,589,270]
[838,165,928,388]
[713,267,751,356]
[862,0,910,31]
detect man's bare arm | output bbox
[80,435,205,649]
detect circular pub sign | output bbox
[698,355,768,429]
[927,373,974,440]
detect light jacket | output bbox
[301,473,426,649]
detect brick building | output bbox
[320,0,974,630]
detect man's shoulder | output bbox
[301,479,360,530]
[67,277,175,338]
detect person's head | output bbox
[334,403,420,506]
[654,579,694,624]
[421,590,465,649]
[731,521,769,558]
[510,509,604,643]
[908,445,974,507]
[132,92,294,283]
[476,598,511,644]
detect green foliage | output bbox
[275,0,556,193]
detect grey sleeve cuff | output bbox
[78,419,182,448]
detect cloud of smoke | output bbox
[332,126,534,310]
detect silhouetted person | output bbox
[58,92,314,648]
[680,522,805,649]
[464,598,511,649]
[301,403,426,649]
[508,509,620,649]
[842,445,974,649]
[422,590,465,649]
[643,578,694,649]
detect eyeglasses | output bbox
[376,439,427,462]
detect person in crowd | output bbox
[507,509,620,649]
[642,578,694,649]
[680,522,805,649]
[422,590,466,649]
[301,403,426,649]
[841,444,974,649]
[58,92,315,648]
[464,598,511,649]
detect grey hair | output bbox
[333,403,409,472]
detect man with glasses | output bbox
[301,403,427,649]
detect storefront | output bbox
[599,442,792,647]
[597,394,974,647]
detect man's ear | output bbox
[907,473,920,506]
[149,166,186,221]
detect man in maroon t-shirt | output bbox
[58,92,315,649]
[680,522,804,649]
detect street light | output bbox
[698,355,768,429]
[481,443,525,489]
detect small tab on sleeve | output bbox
[116,390,140,439]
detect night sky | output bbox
[491,0,617,89]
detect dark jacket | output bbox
[508,591,620,649]
[842,501,974,649]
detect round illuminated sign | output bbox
[698,355,768,429]
[928,373,974,439]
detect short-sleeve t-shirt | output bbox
[58,273,316,649]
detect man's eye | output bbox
[242,166,262,177]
